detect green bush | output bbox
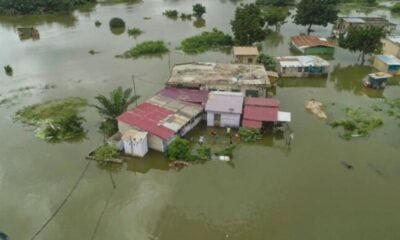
[167,137,190,160]
[192,3,206,18]
[180,13,192,20]
[215,145,236,157]
[4,65,13,76]
[95,20,102,27]
[239,128,262,142]
[163,9,178,18]
[127,27,144,37]
[0,0,96,15]
[109,17,125,28]
[95,144,119,163]
[391,3,400,13]
[180,28,233,54]
[119,40,169,58]
[257,53,276,71]
[196,145,211,160]
[36,114,86,142]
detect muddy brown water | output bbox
[0,1,400,239]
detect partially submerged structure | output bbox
[167,62,271,97]
[242,98,291,129]
[373,55,400,75]
[157,87,209,106]
[233,46,259,64]
[382,36,400,58]
[205,91,244,127]
[17,27,40,40]
[291,35,335,55]
[331,17,396,38]
[363,72,392,89]
[276,56,330,77]
[122,129,148,157]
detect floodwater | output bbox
[1,1,400,239]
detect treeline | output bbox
[0,0,96,15]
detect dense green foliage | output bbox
[239,128,262,142]
[36,114,86,142]
[231,4,266,44]
[95,144,120,163]
[330,107,383,140]
[180,13,192,20]
[92,87,140,136]
[196,145,211,160]
[192,3,206,18]
[163,9,178,18]
[214,145,236,157]
[391,3,400,13]
[95,20,102,27]
[127,27,144,38]
[338,26,386,64]
[262,7,290,31]
[167,137,190,160]
[119,41,169,58]
[293,0,339,34]
[256,0,295,7]
[180,28,233,54]
[257,53,277,71]
[0,0,96,15]
[4,65,12,76]
[109,18,125,28]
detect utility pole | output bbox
[131,75,137,106]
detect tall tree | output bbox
[231,3,266,45]
[192,3,206,18]
[92,87,140,136]
[293,0,339,34]
[338,26,387,65]
[262,7,290,32]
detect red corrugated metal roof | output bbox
[245,97,280,108]
[242,119,262,129]
[158,87,209,105]
[244,105,278,122]
[116,102,175,140]
[291,35,335,48]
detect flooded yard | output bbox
[0,0,400,239]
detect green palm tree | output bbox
[93,87,140,136]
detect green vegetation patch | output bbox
[167,137,190,161]
[127,27,144,38]
[0,0,96,15]
[117,40,169,58]
[238,128,262,142]
[109,17,125,28]
[95,144,120,164]
[15,97,88,142]
[330,107,383,140]
[163,9,178,18]
[180,28,233,54]
[4,65,12,76]
[257,53,276,71]
[391,3,400,13]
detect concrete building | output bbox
[205,91,245,128]
[276,56,330,77]
[121,129,148,157]
[373,55,400,75]
[167,62,271,97]
[291,35,335,55]
[233,46,259,64]
[332,17,396,38]
[382,36,400,58]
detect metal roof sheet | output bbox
[387,36,400,44]
[376,55,400,65]
[291,35,335,48]
[245,97,280,108]
[277,55,330,68]
[157,87,209,105]
[205,91,244,114]
[243,105,278,122]
[242,119,262,129]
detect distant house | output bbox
[382,36,400,58]
[276,56,330,77]
[373,55,400,75]
[167,62,271,97]
[332,17,396,38]
[291,35,335,55]
[233,46,259,64]
[242,98,291,129]
[117,89,205,152]
[205,91,244,128]
[121,129,148,157]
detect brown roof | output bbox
[233,46,259,56]
[291,36,335,48]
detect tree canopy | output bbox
[256,0,295,7]
[338,26,387,64]
[262,7,290,31]
[293,0,339,34]
[192,3,206,18]
[0,0,96,15]
[231,3,266,45]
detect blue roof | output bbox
[376,55,400,65]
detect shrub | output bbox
[4,65,13,76]
[180,28,233,54]
[109,17,125,28]
[35,114,86,142]
[95,20,102,27]
[239,128,262,142]
[163,9,178,18]
[127,27,144,37]
[95,144,119,163]
[257,53,276,71]
[167,137,190,160]
[215,145,236,157]
[391,3,400,13]
[196,145,211,160]
[118,40,169,58]
[192,3,206,18]
[180,13,192,20]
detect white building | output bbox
[122,129,148,157]
[276,55,330,77]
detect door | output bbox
[214,114,221,127]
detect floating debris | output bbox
[17,27,40,40]
[305,99,327,119]
[169,160,190,171]
[341,161,354,170]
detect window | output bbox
[298,67,302,72]
[248,58,253,64]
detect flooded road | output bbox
[1,1,400,239]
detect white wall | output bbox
[207,111,241,127]
[123,137,148,157]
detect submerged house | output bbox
[291,35,335,55]
[121,129,148,157]
[233,46,259,64]
[276,56,330,77]
[167,62,271,97]
[205,91,244,128]
[242,98,291,129]
[382,36,400,58]
[363,72,392,89]
[117,89,206,153]
[331,17,396,38]
[373,55,400,75]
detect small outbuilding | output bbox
[363,72,392,89]
[382,36,400,58]
[291,35,335,55]
[233,46,259,64]
[122,129,148,157]
[205,91,245,128]
[276,55,330,77]
[373,55,400,75]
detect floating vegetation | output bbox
[15,97,88,142]
[0,97,12,106]
[89,49,100,55]
[238,128,262,142]
[143,16,151,20]
[163,9,178,19]
[94,144,120,165]
[117,40,169,58]
[179,28,233,54]
[95,20,102,27]
[180,13,192,20]
[193,18,206,28]
[330,107,383,140]
[127,27,144,38]
[4,65,13,76]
